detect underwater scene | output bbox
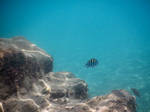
[0,0,150,112]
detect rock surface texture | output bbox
[0,37,136,112]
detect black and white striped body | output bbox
[85,58,98,68]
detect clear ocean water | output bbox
[1,0,150,111]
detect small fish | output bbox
[131,88,140,97]
[85,58,98,68]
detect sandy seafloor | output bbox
[1,0,150,112]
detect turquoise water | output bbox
[1,0,150,111]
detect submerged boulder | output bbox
[85,89,136,112]
[0,37,136,112]
[44,72,88,100]
[0,37,53,100]
[3,98,40,112]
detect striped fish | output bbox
[85,58,98,68]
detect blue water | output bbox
[1,0,150,111]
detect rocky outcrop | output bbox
[0,37,53,100]
[41,89,136,112]
[3,98,40,112]
[85,90,136,112]
[44,72,88,100]
[0,37,136,112]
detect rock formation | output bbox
[0,37,136,112]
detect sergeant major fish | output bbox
[85,58,99,68]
